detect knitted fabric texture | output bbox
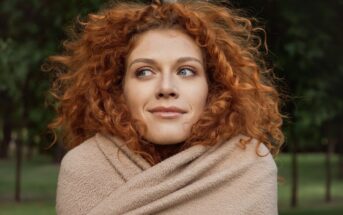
[56,133,278,215]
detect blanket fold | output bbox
[56,133,278,215]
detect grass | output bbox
[0,154,58,215]
[276,153,343,214]
[0,152,343,214]
[0,202,55,215]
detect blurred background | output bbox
[0,0,342,214]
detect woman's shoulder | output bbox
[57,134,127,187]
[56,134,125,214]
[225,134,277,172]
[59,136,100,170]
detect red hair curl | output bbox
[45,0,284,165]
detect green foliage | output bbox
[0,0,342,151]
[279,1,343,147]
[0,0,107,149]
[234,0,343,149]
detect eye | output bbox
[135,68,153,78]
[178,67,196,77]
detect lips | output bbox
[149,106,187,113]
[148,106,187,119]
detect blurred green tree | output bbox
[0,0,342,204]
[0,0,105,201]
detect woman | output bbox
[48,0,284,214]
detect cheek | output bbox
[200,82,209,103]
[123,81,152,117]
[123,80,140,113]
[188,82,208,107]
[195,89,208,112]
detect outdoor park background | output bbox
[0,0,342,214]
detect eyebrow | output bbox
[127,57,203,69]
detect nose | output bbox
[155,73,179,99]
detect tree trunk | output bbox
[14,69,31,202]
[26,138,34,160]
[325,137,335,202]
[291,131,298,208]
[15,135,22,202]
[338,130,343,179]
[0,107,12,159]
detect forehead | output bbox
[127,29,203,63]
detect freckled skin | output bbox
[123,29,208,145]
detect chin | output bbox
[146,133,188,145]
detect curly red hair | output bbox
[45,0,284,165]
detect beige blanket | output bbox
[56,133,278,214]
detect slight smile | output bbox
[148,106,187,119]
[150,111,184,119]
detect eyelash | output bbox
[135,68,152,78]
[135,66,197,78]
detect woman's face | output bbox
[123,29,208,145]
